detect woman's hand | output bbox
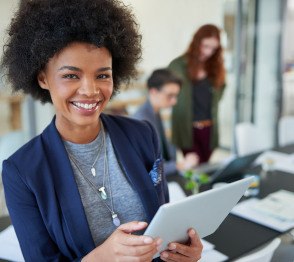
[177,153,199,171]
[160,228,203,262]
[82,221,162,262]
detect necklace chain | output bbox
[67,130,103,177]
[67,121,120,227]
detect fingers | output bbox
[160,229,203,262]
[88,222,162,261]
[122,240,158,257]
[121,248,158,262]
[118,221,148,233]
[116,222,163,248]
[120,233,155,247]
[183,154,199,169]
[188,229,203,250]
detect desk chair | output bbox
[167,181,187,203]
[278,116,294,147]
[235,122,268,156]
[233,238,281,262]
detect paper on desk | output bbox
[255,150,290,164]
[200,239,228,262]
[255,150,294,174]
[0,225,24,262]
[201,238,215,251]
[231,198,294,232]
[200,249,228,262]
[253,190,294,221]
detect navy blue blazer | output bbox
[2,114,169,261]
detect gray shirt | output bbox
[64,127,146,246]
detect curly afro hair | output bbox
[1,0,142,103]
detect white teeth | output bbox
[73,102,98,110]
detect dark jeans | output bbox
[182,126,212,164]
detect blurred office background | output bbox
[1,0,294,214]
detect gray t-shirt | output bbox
[64,127,147,246]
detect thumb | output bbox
[118,221,148,234]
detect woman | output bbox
[1,0,202,261]
[168,24,226,164]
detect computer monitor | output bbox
[209,151,261,183]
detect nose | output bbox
[79,77,100,96]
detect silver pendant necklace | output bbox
[91,145,101,177]
[98,122,108,200]
[68,122,120,227]
[68,124,108,200]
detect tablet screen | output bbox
[144,177,253,257]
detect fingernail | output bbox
[190,229,196,235]
[161,252,168,258]
[138,221,147,226]
[143,237,153,244]
[156,238,163,245]
[169,243,176,250]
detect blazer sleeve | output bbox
[2,159,78,262]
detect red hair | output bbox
[186,24,225,89]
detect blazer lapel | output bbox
[102,114,160,222]
[42,120,95,255]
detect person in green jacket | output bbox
[168,24,226,163]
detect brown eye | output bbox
[97,74,107,79]
[63,74,79,79]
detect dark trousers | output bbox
[182,126,212,164]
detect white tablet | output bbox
[144,176,254,258]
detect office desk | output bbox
[205,145,294,260]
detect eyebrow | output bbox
[58,66,112,72]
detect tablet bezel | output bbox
[144,177,253,258]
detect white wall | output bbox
[254,0,281,148]
[283,2,294,63]
[124,0,224,76]
[0,0,19,61]
[1,0,224,77]
[0,0,19,88]
[0,0,224,137]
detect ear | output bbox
[37,70,49,90]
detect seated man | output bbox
[133,68,198,179]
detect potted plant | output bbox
[184,170,210,194]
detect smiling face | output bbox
[37,42,113,142]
